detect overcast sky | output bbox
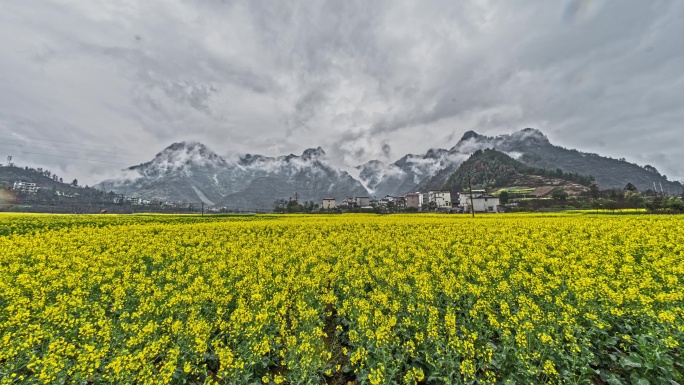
[1,0,682,185]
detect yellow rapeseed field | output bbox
[1,213,682,384]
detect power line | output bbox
[0,137,139,156]
[0,142,131,160]
[0,132,133,152]
[2,148,129,165]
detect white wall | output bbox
[463,196,500,213]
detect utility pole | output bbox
[468,172,475,218]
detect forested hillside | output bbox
[443,148,594,193]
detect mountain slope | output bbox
[97,142,247,204]
[356,148,470,197]
[217,147,368,210]
[443,148,592,196]
[453,128,682,192]
[1,165,114,203]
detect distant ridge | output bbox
[95,128,682,208]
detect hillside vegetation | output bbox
[0,165,109,202]
[443,148,594,194]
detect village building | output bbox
[405,192,423,209]
[322,198,336,209]
[394,196,407,209]
[428,191,452,208]
[460,194,501,213]
[354,196,371,207]
[457,190,486,203]
[12,181,38,194]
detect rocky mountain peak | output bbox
[301,147,326,161]
[239,153,266,165]
[161,141,206,153]
[425,148,448,159]
[509,128,550,145]
[133,141,225,173]
[460,130,482,141]
[158,141,219,157]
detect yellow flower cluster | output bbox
[0,213,682,384]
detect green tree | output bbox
[551,188,568,201]
[589,183,600,199]
[71,179,78,187]
[624,191,643,207]
[386,201,396,212]
[273,198,288,213]
[624,183,637,192]
[286,200,303,213]
[499,190,510,205]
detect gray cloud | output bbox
[0,0,682,184]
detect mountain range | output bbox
[96,128,682,208]
[96,142,367,210]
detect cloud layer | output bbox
[1,0,682,184]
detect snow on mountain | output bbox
[357,146,472,197]
[218,146,368,209]
[97,143,368,209]
[358,128,576,196]
[96,141,247,204]
[97,128,682,209]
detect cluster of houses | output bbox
[322,189,502,213]
[12,181,39,194]
[13,181,84,198]
[113,196,198,208]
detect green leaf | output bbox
[620,355,642,368]
[630,373,650,385]
[605,374,624,385]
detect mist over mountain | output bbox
[451,128,682,193]
[216,146,367,210]
[97,143,367,209]
[96,128,682,208]
[359,128,682,196]
[97,142,246,205]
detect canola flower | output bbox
[0,213,682,384]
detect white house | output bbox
[457,190,486,204]
[12,181,38,194]
[428,191,452,208]
[322,198,336,209]
[378,195,397,207]
[462,195,500,213]
[405,193,423,209]
[354,196,371,207]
